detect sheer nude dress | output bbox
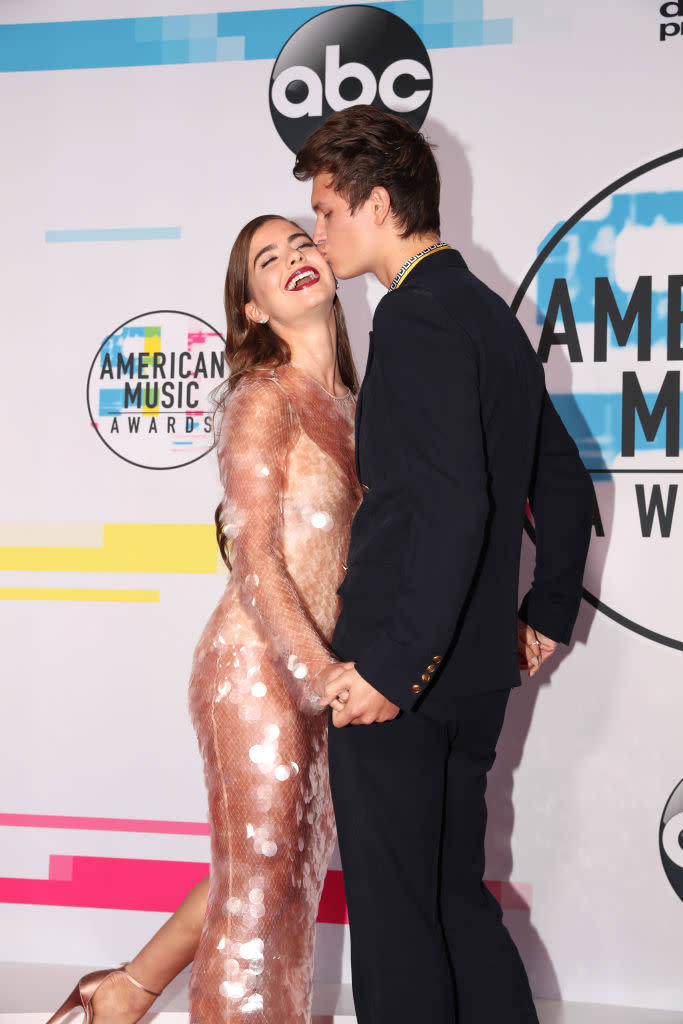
[188,363,359,1022]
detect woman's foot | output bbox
[89,969,158,1024]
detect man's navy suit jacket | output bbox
[332,248,594,716]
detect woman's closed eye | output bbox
[261,242,312,268]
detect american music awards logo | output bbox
[87,310,226,470]
[513,149,683,649]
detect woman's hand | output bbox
[318,661,354,711]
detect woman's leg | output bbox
[189,645,336,1023]
[90,876,209,1024]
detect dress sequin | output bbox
[188,363,359,1022]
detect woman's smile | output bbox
[285,266,321,291]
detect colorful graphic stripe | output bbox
[0,813,210,834]
[537,191,683,343]
[45,227,181,243]
[0,854,529,918]
[0,815,531,917]
[0,2,513,73]
[0,523,218,574]
[553,392,683,469]
[0,587,159,602]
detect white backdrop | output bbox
[1,0,682,1013]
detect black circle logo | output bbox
[269,5,433,154]
[660,778,683,902]
[86,310,226,471]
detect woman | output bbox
[45,214,360,1024]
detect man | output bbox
[293,105,594,1023]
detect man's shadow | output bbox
[428,118,614,1000]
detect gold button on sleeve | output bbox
[421,673,430,683]
[361,483,370,492]
[432,655,442,663]
[411,683,422,693]
[427,663,436,673]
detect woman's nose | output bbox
[287,247,304,264]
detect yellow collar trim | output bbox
[390,243,451,290]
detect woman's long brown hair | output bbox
[214,214,358,569]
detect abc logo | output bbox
[269,5,433,153]
[660,778,683,902]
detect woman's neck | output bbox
[279,310,341,395]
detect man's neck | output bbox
[375,232,442,289]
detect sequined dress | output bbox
[188,363,359,1023]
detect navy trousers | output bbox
[328,689,539,1024]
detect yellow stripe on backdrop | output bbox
[0,587,159,602]
[0,524,218,574]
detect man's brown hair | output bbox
[293,105,440,238]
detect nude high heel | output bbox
[44,964,160,1024]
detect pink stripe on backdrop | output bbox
[0,856,349,921]
[48,855,74,881]
[0,856,208,914]
[0,853,530,919]
[0,813,210,835]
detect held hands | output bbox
[517,618,558,677]
[319,663,400,727]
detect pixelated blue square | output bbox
[162,39,190,64]
[422,0,456,24]
[422,23,454,48]
[454,0,484,20]
[162,15,190,41]
[134,18,163,43]
[483,19,513,45]
[217,35,245,61]
[189,38,217,62]
[453,20,484,46]
[189,14,218,39]
[99,389,126,417]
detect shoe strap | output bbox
[120,964,161,997]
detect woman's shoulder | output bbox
[218,364,297,429]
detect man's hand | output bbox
[517,619,558,677]
[323,665,400,727]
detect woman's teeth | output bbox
[287,270,318,291]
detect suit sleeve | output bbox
[353,287,489,710]
[518,389,594,644]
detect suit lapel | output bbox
[355,331,374,482]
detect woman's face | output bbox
[245,218,336,331]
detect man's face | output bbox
[310,172,376,280]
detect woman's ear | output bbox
[245,302,269,325]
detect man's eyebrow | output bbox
[253,232,311,267]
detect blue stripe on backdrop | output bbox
[45,227,182,242]
[0,2,513,72]
[553,392,682,469]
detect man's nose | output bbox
[312,216,325,246]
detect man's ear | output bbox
[245,302,269,325]
[370,186,391,226]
